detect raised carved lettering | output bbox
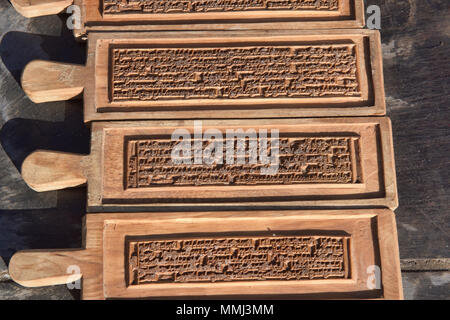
[104,0,340,15]
[110,45,360,102]
[128,235,350,285]
[126,136,360,188]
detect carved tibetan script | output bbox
[128,235,350,284]
[126,136,360,188]
[110,44,360,102]
[103,0,340,15]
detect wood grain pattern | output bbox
[11,0,364,36]
[8,209,403,300]
[10,0,72,18]
[21,29,386,121]
[21,150,87,192]
[19,118,398,210]
[2,0,448,300]
[8,249,98,287]
[22,60,85,103]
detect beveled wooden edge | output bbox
[83,29,385,122]
[85,117,398,211]
[8,209,402,300]
[94,34,369,111]
[381,118,399,210]
[102,212,373,299]
[15,118,397,210]
[11,1,365,38]
[89,209,402,300]
[75,0,364,39]
[376,210,404,300]
[101,122,377,202]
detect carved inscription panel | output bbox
[126,136,360,188]
[103,0,340,15]
[110,44,360,102]
[128,235,350,285]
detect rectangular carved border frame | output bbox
[83,29,385,122]
[74,209,402,299]
[73,0,365,37]
[84,117,398,211]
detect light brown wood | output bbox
[21,150,87,192]
[12,0,364,35]
[21,29,386,121]
[377,211,404,300]
[8,209,403,300]
[9,249,99,287]
[21,60,85,103]
[19,118,398,210]
[10,0,73,18]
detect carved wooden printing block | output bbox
[9,0,403,302]
[22,118,398,210]
[21,29,386,121]
[11,0,365,36]
[9,209,403,299]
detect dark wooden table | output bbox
[0,0,448,299]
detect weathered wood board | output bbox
[21,29,386,121]
[8,209,403,300]
[21,118,398,210]
[11,0,365,37]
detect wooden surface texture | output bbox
[10,0,365,35]
[21,29,387,121]
[0,0,448,299]
[8,209,403,300]
[19,118,398,210]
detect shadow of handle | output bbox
[10,0,73,18]
[21,150,88,192]
[22,60,85,103]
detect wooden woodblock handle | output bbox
[9,249,89,287]
[22,60,85,103]
[10,0,73,18]
[22,150,87,192]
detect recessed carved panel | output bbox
[128,235,350,285]
[94,118,396,208]
[126,136,360,188]
[110,45,360,102]
[70,1,364,38]
[9,210,403,299]
[103,0,340,15]
[90,31,385,119]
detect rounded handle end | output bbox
[11,0,73,18]
[22,150,87,192]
